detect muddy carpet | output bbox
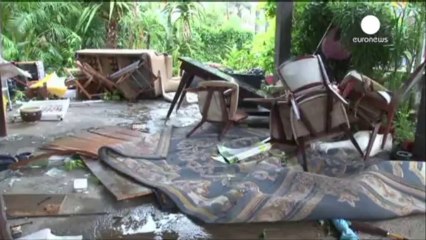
[99,125,425,223]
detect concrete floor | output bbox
[0,100,425,239]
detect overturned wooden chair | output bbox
[246,55,364,171]
[339,60,426,153]
[75,61,116,99]
[108,59,157,101]
[283,55,365,169]
[186,81,248,140]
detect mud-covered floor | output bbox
[0,100,425,239]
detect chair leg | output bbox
[363,123,380,161]
[298,139,308,172]
[347,130,364,157]
[381,110,395,149]
[219,121,233,141]
[186,120,205,138]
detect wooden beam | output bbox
[413,76,425,160]
[0,77,7,137]
[275,1,294,67]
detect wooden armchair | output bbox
[186,81,248,140]
[339,61,426,152]
[246,54,364,171]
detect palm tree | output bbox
[77,1,130,48]
[163,1,203,41]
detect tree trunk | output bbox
[106,19,118,48]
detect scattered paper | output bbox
[73,178,88,192]
[45,168,65,177]
[216,138,271,164]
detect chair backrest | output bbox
[197,81,239,122]
[396,61,425,103]
[277,55,325,92]
[290,91,349,142]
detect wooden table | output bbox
[165,57,270,120]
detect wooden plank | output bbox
[0,195,12,240]
[3,194,66,218]
[83,158,152,200]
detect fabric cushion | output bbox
[290,93,349,141]
[278,56,323,91]
[197,81,239,122]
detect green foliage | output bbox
[223,15,275,74]
[394,102,416,143]
[64,157,86,171]
[1,2,255,75]
[195,26,253,62]
[103,90,123,101]
[223,45,258,71]
[1,2,84,72]
[291,2,424,143]
[292,1,425,81]
[261,84,286,97]
[262,1,277,18]
[292,2,393,76]
[291,2,332,57]
[13,90,27,102]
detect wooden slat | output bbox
[3,194,66,218]
[83,158,152,200]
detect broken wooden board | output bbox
[42,126,172,159]
[3,194,66,218]
[83,158,152,200]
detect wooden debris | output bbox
[83,158,152,200]
[3,194,66,218]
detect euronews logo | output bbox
[352,15,389,44]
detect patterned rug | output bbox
[99,124,425,223]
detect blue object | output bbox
[0,155,17,172]
[0,152,32,171]
[332,219,359,240]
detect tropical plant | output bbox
[162,1,204,42]
[195,25,253,62]
[263,0,277,18]
[1,2,84,71]
[118,3,164,49]
[223,4,275,75]
[77,1,131,48]
[394,102,416,143]
[292,2,395,77]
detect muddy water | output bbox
[92,201,328,240]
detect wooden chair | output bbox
[246,54,364,171]
[186,81,248,140]
[339,61,425,153]
[75,61,116,99]
[108,60,156,101]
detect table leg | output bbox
[165,72,192,120]
[176,74,195,112]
